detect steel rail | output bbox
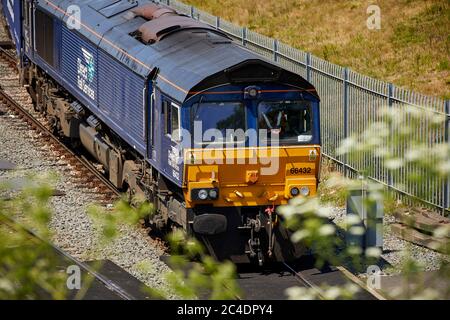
[0,212,136,300]
[282,262,326,299]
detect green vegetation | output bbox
[318,162,406,215]
[0,178,241,300]
[0,175,68,299]
[280,104,450,299]
[184,0,450,98]
[90,200,241,300]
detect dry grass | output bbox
[185,0,450,98]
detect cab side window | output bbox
[163,99,181,142]
[170,103,181,142]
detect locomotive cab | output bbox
[176,61,321,264]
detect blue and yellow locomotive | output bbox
[1,0,321,264]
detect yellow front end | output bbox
[183,146,321,208]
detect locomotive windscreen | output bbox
[258,100,313,144]
[192,102,246,145]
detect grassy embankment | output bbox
[185,0,450,98]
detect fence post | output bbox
[306,52,311,82]
[388,83,394,188]
[242,27,247,46]
[215,16,220,30]
[343,67,349,177]
[444,100,450,214]
[273,39,278,62]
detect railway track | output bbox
[236,259,384,300]
[0,213,142,300]
[0,43,16,69]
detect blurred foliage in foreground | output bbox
[89,198,241,300]
[279,105,450,299]
[0,174,67,299]
[0,177,240,300]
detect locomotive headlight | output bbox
[192,188,219,201]
[208,189,218,199]
[300,186,310,196]
[198,189,208,200]
[290,187,300,197]
[309,150,317,161]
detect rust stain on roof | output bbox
[131,3,214,43]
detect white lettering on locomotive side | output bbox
[168,145,180,170]
[77,48,95,100]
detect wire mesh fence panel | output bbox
[193,7,218,26]
[245,29,275,60]
[216,18,244,41]
[277,42,308,79]
[392,91,447,209]
[347,70,390,184]
[309,55,345,166]
[163,0,192,15]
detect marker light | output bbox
[209,189,218,199]
[244,86,260,99]
[248,88,258,97]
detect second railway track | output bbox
[0,214,143,300]
[235,259,383,300]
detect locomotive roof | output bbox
[38,0,318,102]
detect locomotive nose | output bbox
[183,146,320,209]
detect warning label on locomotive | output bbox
[77,47,96,100]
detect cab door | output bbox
[160,97,183,184]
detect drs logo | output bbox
[77,48,96,100]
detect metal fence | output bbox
[157,0,450,213]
